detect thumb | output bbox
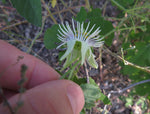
[0,80,85,114]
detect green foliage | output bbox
[111,0,134,9]
[44,24,60,49]
[121,23,150,97]
[10,0,42,27]
[72,76,110,110]
[120,94,148,113]
[76,8,114,46]
[87,9,114,46]
[1,0,6,4]
[75,7,87,23]
[2,0,150,113]
[81,83,101,109]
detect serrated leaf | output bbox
[76,7,87,23]
[121,43,150,97]
[44,25,60,49]
[72,76,111,105]
[87,8,114,46]
[80,83,101,109]
[133,43,150,66]
[11,0,42,27]
[89,77,111,104]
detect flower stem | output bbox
[103,46,150,74]
[110,0,126,11]
[84,62,89,83]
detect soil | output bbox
[0,0,149,114]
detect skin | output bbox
[0,40,84,114]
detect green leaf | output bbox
[1,0,6,4]
[63,49,81,69]
[89,77,111,105]
[10,0,42,27]
[87,8,114,46]
[51,0,57,8]
[121,43,150,97]
[125,97,133,107]
[72,76,111,106]
[80,78,111,109]
[44,25,60,49]
[80,83,101,109]
[60,40,76,61]
[86,49,98,69]
[71,76,87,85]
[75,7,87,23]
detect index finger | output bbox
[0,40,60,90]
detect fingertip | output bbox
[0,80,84,114]
[67,82,85,114]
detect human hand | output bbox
[0,40,84,114]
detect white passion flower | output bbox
[57,19,104,69]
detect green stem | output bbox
[103,17,128,38]
[110,0,126,11]
[27,18,45,53]
[103,46,150,74]
[68,60,80,80]
[119,25,145,31]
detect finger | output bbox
[0,89,17,103]
[0,40,60,90]
[0,80,85,114]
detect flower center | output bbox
[74,41,81,50]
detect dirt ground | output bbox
[0,0,149,113]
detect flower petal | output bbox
[86,49,98,69]
[81,42,89,65]
[60,40,76,61]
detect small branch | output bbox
[27,18,45,53]
[68,61,80,80]
[14,64,28,113]
[99,46,103,82]
[56,5,63,22]
[52,5,85,16]
[0,88,14,114]
[110,0,126,11]
[41,0,57,24]
[102,0,108,16]
[110,79,150,94]
[84,62,89,83]
[60,0,76,16]
[0,20,27,31]
[103,46,150,74]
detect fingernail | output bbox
[67,84,80,114]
